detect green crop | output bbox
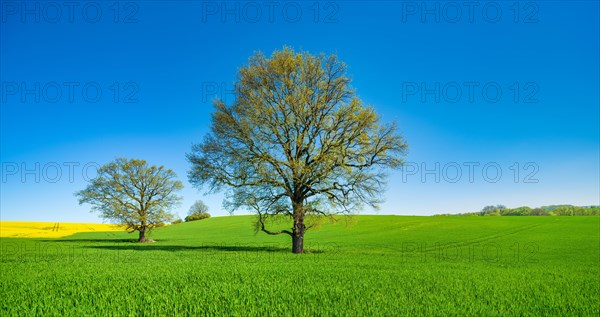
[1,216,598,316]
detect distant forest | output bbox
[437,205,600,216]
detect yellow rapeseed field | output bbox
[0,222,125,238]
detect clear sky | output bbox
[1,1,598,222]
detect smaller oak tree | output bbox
[75,158,183,242]
[185,200,211,222]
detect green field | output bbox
[1,216,599,316]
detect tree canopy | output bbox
[188,47,408,253]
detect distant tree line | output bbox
[436,205,600,216]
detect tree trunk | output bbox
[292,231,304,254]
[292,216,305,254]
[138,228,147,242]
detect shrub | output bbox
[185,213,211,222]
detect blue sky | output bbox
[1,1,598,222]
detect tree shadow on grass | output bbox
[38,239,330,254]
[40,239,138,243]
[87,244,296,253]
[85,244,329,254]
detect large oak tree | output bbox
[188,47,407,253]
[75,158,183,242]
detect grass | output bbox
[1,216,599,316]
